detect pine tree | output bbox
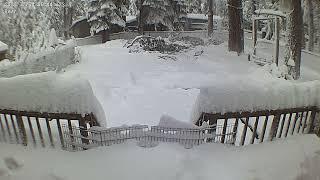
[87,0,126,35]
[0,0,51,60]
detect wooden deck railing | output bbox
[196,106,319,146]
[0,109,98,149]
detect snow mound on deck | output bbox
[159,115,198,129]
[0,72,106,126]
[191,79,320,122]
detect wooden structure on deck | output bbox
[249,10,286,66]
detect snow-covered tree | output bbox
[87,0,126,34]
[136,0,187,33]
[0,0,52,60]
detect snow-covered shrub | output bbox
[128,36,189,54]
[0,41,76,78]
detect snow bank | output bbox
[191,78,320,122]
[0,42,76,78]
[0,71,106,126]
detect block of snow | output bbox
[0,41,8,52]
[0,71,106,126]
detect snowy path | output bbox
[0,135,319,180]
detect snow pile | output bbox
[0,41,76,78]
[0,71,106,126]
[192,78,320,122]
[0,41,8,52]
[159,115,198,129]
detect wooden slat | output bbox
[4,115,12,141]
[284,113,293,137]
[297,112,304,133]
[269,114,281,141]
[240,117,249,146]
[0,115,7,142]
[260,115,269,143]
[26,117,36,146]
[10,115,19,144]
[68,120,76,150]
[45,119,54,148]
[220,118,228,143]
[301,111,309,133]
[232,117,239,145]
[36,117,45,147]
[308,110,317,133]
[277,114,287,138]
[250,116,259,144]
[16,115,27,146]
[291,112,299,135]
[56,119,65,148]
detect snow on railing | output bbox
[62,124,227,151]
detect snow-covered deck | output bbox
[0,135,319,180]
[66,39,320,127]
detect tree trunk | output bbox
[306,0,314,51]
[138,0,144,34]
[286,0,303,80]
[208,0,214,36]
[228,0,244,54]
[317,2,320,52]
[63,0,68,39]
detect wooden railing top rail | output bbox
[197,106,319,124]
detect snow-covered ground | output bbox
[0,135,319,180]
[65,39,320,127]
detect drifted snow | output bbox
[0,135,319,180]
[0,71,106,126]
